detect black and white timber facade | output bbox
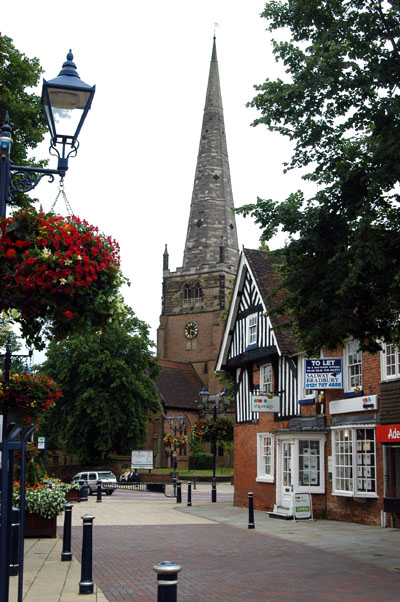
[217,249,299,423]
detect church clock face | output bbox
[184,321,199,339]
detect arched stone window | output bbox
[194,282,203,300]
[183,283,192,304]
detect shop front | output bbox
[377,424,400,522]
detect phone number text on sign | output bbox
[304,358,343,389]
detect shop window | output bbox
[381,343,400,380]
[298,440,320,487]
[257,433,274,482]
[260,364,273,395]
[276,435,326,494]
[332,427,377,497]
[246,314,258,347]
[344,341,362,392]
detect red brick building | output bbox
[217,248,399,526]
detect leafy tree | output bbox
[39,308,162,463]
[238,0,400,355]
[0,34,48,206]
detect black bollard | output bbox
[153,561,182,602]
[79,514,95,594]
[187,482,192,507]
[248,492,255,529]
[61,502,73,561]
[80,480,89,502]
[96,481,102,503]
[9,507,20,576]
[211,477,217,503]
[193,474,197,490]
[176,481,182,504]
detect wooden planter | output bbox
[66,489,80,502]
[24,512,57,538]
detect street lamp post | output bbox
[0,51,94,602]
[196,387,228,503]
[166,413,184,497]
[0,50,95,217]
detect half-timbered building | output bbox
[217,248,389,525]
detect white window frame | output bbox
[246,313,258,347]
[331,426,378,498]
[381,343,400,380]
[297,353,315,400]
[276,433,326,494]
[343,341,362,392]
[260,364,273,395]
[256,433,275,482]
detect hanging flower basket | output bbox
[0,206,125,349]
[163,433,188,448]
[0,372,62,424]
[191,417,233,442]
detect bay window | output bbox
[332,427,377,497]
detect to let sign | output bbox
[304,358,343,389]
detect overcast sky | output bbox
[3,1,311,358]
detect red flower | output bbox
[5,248,17,259]
[65,310,75,319]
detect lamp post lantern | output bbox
[0,50,95,218]
[196,387,228,503]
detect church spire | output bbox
[182,36,239,272]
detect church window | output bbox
[183,284,192,304]
[194,283,203,299]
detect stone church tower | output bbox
[157,37,239,396]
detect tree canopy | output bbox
[0,34,47,167]
[39,309,161,463]
[238,0,400,355]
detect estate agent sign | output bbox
[304,358,343,389]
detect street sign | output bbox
[251,394,280,413]
[293,493,312,519]
[37,436,46,450]
[304,358,342,389]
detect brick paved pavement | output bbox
[67,522,400,602]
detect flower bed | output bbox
[0,206,125,348]
[13,477,80,519]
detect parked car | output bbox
[71,471,117,495]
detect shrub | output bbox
[189,453,213,470]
